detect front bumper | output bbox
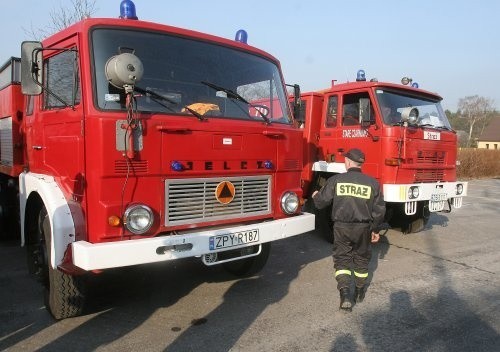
[383,181,468,215]
[72,212,315,271]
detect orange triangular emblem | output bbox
[215,181,235,204]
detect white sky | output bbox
[1,0,499,111]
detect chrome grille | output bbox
[165,176,271,226]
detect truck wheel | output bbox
[403,203,430,234]
[404,217,425,234]
[223,243,271,277]
[28,206,87,319]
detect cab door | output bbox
[319,94,339,163]
[337,91,382,178]
[35,34,85,198]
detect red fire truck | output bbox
[0,1,314,319]
[294,70,467,239]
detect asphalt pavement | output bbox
[0,178,499,351]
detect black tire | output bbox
[223,242,271,277]
[405,217,425,234]
[29,205,87,319]
[402,203,430,235]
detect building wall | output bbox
[477,141,499,149]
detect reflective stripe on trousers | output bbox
[335,269,352,277]
[354,271,368,278]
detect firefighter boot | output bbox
[354,286,366,304]
[339,288,352,312]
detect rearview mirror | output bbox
[21,41,43,95]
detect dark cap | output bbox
[343,148,365,163]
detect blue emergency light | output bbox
[264,160,274,169]
[170,161,183,171]
[235,29,248,44]
[120,0,138,20]
[411,82,419,88]
[356,70,366,82]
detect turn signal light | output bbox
[385,158,400,166]
[108,215,122,227]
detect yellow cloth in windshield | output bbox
[182,103,220,115]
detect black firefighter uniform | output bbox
[313,167,386,290]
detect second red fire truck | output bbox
[293,70,467,239]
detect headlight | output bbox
[124,204,154,234]
[456,184,463,195]
[408,186,419,199]
[281,192,299,215]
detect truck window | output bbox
[325,95,338,127]
[341,92,375,126]
[43,49,81,109]
[375,89,451,128]
[92,29,291,124]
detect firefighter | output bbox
[312,148,385,311]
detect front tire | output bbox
[402,203,430,235]
[223,243,271,277]
[27,205,87,319]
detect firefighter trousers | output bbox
[332,222,372,291]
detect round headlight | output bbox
[407,186,419,199]
[124,204,154,234]
[456,184,463,195]
[412,187,419,198]
[281,192,299,215]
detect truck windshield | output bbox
[91,28,291,123]
[375,89,452,130]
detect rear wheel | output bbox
[26,205,87,319]
[223,243,271,277]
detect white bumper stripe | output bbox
[72,213,315,271]
[383,182,468,203]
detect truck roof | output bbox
[42,17,281,66]
[315,80,442,101]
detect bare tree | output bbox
[457,95,494,147]
[24,0,97,40]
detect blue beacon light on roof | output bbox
[356,69,366,82]
[235,29,248,44]
[119,0,138,20]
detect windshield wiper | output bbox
[134,86,178,113]
[182,105,206,121]
[201,81,271,124]
[434,126,453,131]
[134,86,205,121]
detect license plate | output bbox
[431,193,447,201]
[209,229,259,250]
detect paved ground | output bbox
[0,178,499,351]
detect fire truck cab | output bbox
[0,1,314,319]
[295,71,467,238]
